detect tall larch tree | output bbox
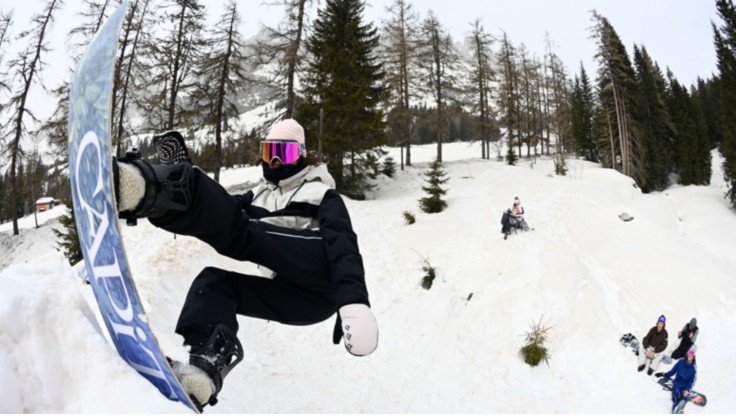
[415,11,460,163]
[254,0,314,120]
[3,0,63,235]
[467,18,496,160]
[191,0,249,182]
[381,0,419,169]
[141,0,206,131]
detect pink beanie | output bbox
[265,119,306,155]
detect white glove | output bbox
[339,304,378,356]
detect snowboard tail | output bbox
[68,1,198,412]
[657,377,707,408]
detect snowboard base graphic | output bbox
[68,1,198,412]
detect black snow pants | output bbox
[150,168,337,348]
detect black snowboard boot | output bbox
[637,364,646,372]
[180,324,244,410]
[112,148,193,225]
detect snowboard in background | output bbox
[67,1,198,412]
[657,377,707,408]
[619,333,672,364]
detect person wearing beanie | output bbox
[112,120,378,411]
[638,315,669,375]
[670,317,699,360]
[655,345,700,412]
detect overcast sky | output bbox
[1,0,722,122]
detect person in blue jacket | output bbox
[655,345,698,413]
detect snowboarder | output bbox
[655,346,699,413]
[113,119,379,409]
[638,314,668,375]
[670,318,698,360]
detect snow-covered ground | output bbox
[1,142,735,413]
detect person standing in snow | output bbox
[670,318,699,360]
[113,119,378,410]
[655,346,699,413]
[638,314,669,375]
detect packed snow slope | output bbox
[1,142,735,413]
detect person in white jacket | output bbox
[114,119,378,410]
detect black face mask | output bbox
[262,162,307,184]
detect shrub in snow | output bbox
[520,316,551,367]
[403,210,416,225]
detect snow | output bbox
[1,142,735,413]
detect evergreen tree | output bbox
[570,63,598,162]
[713,0,736,207]
[419,158,449,213]
[53,200,83,265]
[299,0,386,196]
[632,45,674,192]
[667,73,711,185]
[591,11,640,181]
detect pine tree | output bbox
[713,0,736,207]
[667,73,711,186]
[570,64,598,162]
[632,45,674,192]
[53,200,83,265]
[299,0,386,196]
[419,158,449,213]
[591,11,640,182]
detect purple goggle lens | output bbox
[261,141,301,164]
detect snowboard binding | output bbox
[114,148,193,225]
[187,324,244,409]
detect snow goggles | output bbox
[260,140,303,164]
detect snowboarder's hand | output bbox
[683,390,690,398]
[339,304,378,356]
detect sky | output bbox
[0,0,721,124]
[2,138,736,412]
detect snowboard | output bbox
[657,377,707,408]
[620,333,672,364]
[68,1,198,412]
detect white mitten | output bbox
[339,303,378,356]
[117,162,145,212]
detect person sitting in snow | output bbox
[670,318,699,361]
[638,314,669,376]
[112,119,378,410]
[655,345,700,413]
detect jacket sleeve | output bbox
[317,189,370,308]
[655,330,668,353]
[685,365,696,391]
[642,327,653,348]
[664,360,680,379]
